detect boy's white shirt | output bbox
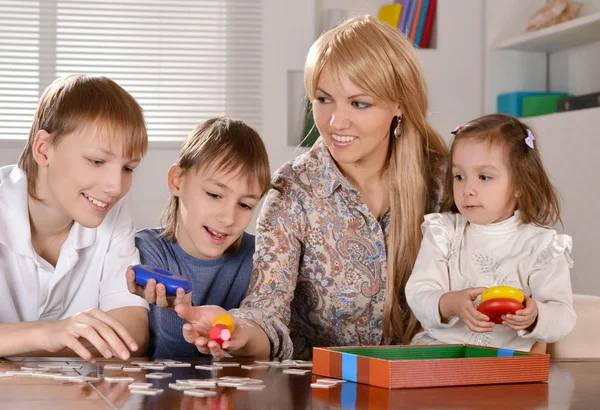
[407,211,576,351]
[0,165,148,323]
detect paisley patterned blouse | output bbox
[230,138,444,359]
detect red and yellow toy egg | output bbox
[481,286,525,304]
[212,313,235,334]
[209,324,232,347]
[477,286,525,324]
[209,314,235,347]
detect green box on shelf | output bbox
[522,93,569,117]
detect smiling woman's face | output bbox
[312,68,399,170]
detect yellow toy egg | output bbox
[481,286,525,304]
[212,313,235,334]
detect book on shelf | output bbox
[395,0,412,33]
[388,0,436,48]
[409,0,423,43]
[420,0,436,48]
[557,91,600,112]
[402,0,418,37]
[378,3,403,28]
[414,0,429,47]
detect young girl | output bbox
[406,113,576,352]
[0,74,149,362]
[175,15,447,360]
[126,117,271,358]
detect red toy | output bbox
[209,314,235,347]
[477,298,525,324]
[209,324,232,347]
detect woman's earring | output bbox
[394,115,403,139]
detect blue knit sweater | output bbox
[135,228,254,358]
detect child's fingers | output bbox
[174,288,191,306]
[125,269,137,294]
[465,304,490,322]
[206,340,228,358]
[504,313,534,323]
[193,337,212,355]
[463,309,494,332]
[144,279,157,304]
[464,318,494,333]
[467,287,489,299]
[155,284,169,308]
[182,323,202,343]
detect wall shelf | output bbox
[495,11,600,52]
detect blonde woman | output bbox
[176,15,448,360]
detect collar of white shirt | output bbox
[0,165,97,259]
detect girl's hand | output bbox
[41,308,138,362]
[176,304,249,358]
[439,288,495,333]
[125,266,191,310]
[502,296,539,331]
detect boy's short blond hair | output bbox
[18,74,148,199]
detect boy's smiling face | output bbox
[169,162,262,260]
[35,123,141,228]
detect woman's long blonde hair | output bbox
[304,16,447,343]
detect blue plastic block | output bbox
[497,92,553,117]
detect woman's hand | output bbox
[439,288,495,333]
[176,304,249,358]
[40,308,138,362]
[125,266,191,310]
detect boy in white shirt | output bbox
[0,74,149,362]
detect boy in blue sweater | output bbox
[126,117,271,358]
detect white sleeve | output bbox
[406,213,460,329]
[98,200,149,312]
[518,234,576,343]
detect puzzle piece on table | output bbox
[184,389,217,398]
[164,362,191,367]
[185,380,217,388]
[237,384,266,391]
[217,381,248,387]
[122,367,142,372]
[195,365,223,371]
[283,369,311,375]
[311,382,336,389]
[145,372,172,379]
[128,382,153,389]
[105,376,135,383]
[31,372,64,378]
[213,362,240,367]
[168,382,197,391]
[240,364,268,370]
[130,388,164,395]
[138,364,167,370]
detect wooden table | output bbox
[0,358,598,409]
